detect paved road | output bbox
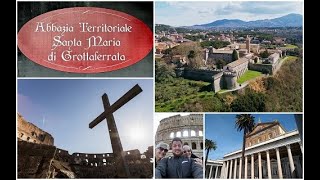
[218,81,249,94]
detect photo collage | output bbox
[17,1,303,179]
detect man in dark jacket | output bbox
[155,137,203,178]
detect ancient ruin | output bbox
[18,113,54,146]
[17,84,153,178]
[155,114,203,158]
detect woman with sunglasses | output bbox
[183,145,203,167]
[155,142,169,167]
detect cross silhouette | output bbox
[89,84,142,177]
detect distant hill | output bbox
[155,24,177,33]
[189,13,302,29]
[193,19,246,28]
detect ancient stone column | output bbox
[299,142,303,154]
[258,152,262,179]
[251,154,254,179]
[209,165,213,179]
[286,145,296,178]
[275,148,283,179]
[233,158,237,179]
[229,159,233,179]
[239,157,242,179]
[215,166,219,179]
[221,162,226,179]
[245,156,248,179]
[266,150,272,179]
[226,160,230,179]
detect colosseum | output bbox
[155,114,203,158]
[17,113,54,145]
[17,113,153,178]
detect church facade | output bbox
[206,121,303,179]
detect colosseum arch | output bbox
[191,130,196,136]
[192,142,197,149]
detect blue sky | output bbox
[205,114,299,160]
[156,1,303,26]
[17,79,153,154]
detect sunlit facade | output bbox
[206,121,303,179]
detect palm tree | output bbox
[235,114,255,178]
[205,139,217,166]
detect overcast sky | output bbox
[156,1,303,26]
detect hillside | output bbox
[264,56,302,111]
[190,13,302,29]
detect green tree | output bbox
[200,40,230,48]
[264,57,302,112]
[171,42,201,58]
[231,91,266,112]
[260,50,269,58]
[188,50,196,59]
[159,36,172,42]
[162,48,173,55]
[187,50,196,68]
[261,68,271,75]
[187,50,203,68]
[264,77,276,90]
[155,61,176,82]
[232,49,239,61]
[205,139,217,166]
[235,114,255,178]
[216,59,226,69]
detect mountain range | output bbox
[187,13,302,29]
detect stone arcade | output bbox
[17,84,153,178]
[205,120,303,179]
[155,114,203,158]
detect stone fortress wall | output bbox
[248,55,284,75]
[175,68,237,92]
[175,68,219,82]
[175,51,284,93]
[155,114,203,158]
[175,35,285,92]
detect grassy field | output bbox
[156,91,215,112]
[237,70,262,84]
[156,78,211,101]
[285,56,298,61]
[285,44,298,49]
[218,89,228,93]
[155,77,230,112]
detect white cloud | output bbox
[156,1,303,26]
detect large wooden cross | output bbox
[89,84,142,178]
